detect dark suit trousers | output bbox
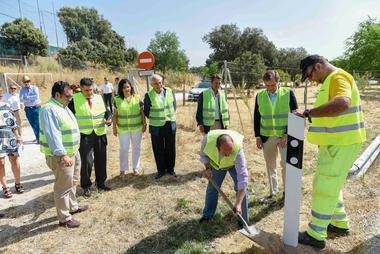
[150,122,176,174]
[79,131,107,189]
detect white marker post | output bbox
[283,113,305,247]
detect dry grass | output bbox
[0,71,379,253]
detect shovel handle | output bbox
[208,178,252,234]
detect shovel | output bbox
[208,178,260,238]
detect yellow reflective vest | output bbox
[202,88,230,127]
[307,69,366,145]
[257,87,290,137]
[204,130,243,170]
[114,95,142,133]
[40,98,80,156]
[73,93,106,135]
[147,87,176,126]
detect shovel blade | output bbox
[239,225,260,239]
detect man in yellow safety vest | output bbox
[298,55,366,249]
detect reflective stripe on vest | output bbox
[202,88,230,127]
[39,99,80,156]
[114,95,142,133]
[203,130,243,170]
[307,69,366,145]
[257,87,290,137]
[73,93,106,135]
[148,87,176,127]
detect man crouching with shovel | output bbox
[199,129,249,228]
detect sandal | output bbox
[2,187,12,198]
[15,183,24,194]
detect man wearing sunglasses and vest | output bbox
[297,55,366,249]
[196,74,230,134]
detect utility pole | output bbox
[17,0,23,18]
[36,0,43,32]
[52,1,59,48]
[41,11,47,37]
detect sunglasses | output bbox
[10,87,17,90]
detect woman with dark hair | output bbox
[113,79,146,176]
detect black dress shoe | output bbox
[167,171,177,177]
[155,172,165,179]
[327,224,350,236]
[298,231,326,250]
[199,217,213,224]
[83,188,91,197]
[98,186,111,191]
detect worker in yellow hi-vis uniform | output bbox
[297,55,366,250]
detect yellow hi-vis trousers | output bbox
[307,143,361,241]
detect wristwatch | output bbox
[303,109,312,123]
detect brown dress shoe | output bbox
[59,219,80,228]
[69,205,89,215]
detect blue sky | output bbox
[0,0,379,66]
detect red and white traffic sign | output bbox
[138,51,155,70]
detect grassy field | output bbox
[0,64,379,253]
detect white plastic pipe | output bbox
[348,135,380,178]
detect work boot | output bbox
[298,231,326,250]
[327,224,350,236]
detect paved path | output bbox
[0,126,53,210]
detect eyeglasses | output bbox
[306,65,316,80]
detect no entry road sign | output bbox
[138,51,155,70]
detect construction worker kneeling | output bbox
[199,130,249,226]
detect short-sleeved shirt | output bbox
[0,103,19,157]
[329,74,352,100]
[19,85,41,107]
[2,92,21,111]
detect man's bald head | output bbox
[216,134,234,156]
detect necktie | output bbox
[87,98,92,109]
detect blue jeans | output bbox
[25,107,40,141]
[202,166,249,222]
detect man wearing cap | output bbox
[2,84,22,135]
[254,70,298,202]
[19,76,41,142]
[196,74,230,134]
[143,74,177,179]
[199,129,249,225]
[40,81,88,228]
[297,55,366,249]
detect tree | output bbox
[277,47,308,81]
[203,24,242,65]
[343,17,380,74]
[58,7,135,69]
[148,31,189,73]
[0,18,48,58]
[241,27,278,66]
[229,51,266,88]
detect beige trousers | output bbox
[46,151,81,222]
[262,136,287,195]
[210,121,222,131]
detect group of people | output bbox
[0,55,366,250]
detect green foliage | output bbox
[148,31,189,73]
[344,17,380,74]
[277,47,308,81]
[57,7,136,69]
[189,62,220,80]
[353,71,372,90]
[0,18,48,58]
[275,69,291,83]
[229,51,266,88]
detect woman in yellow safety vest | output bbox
[113,79,146,176]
